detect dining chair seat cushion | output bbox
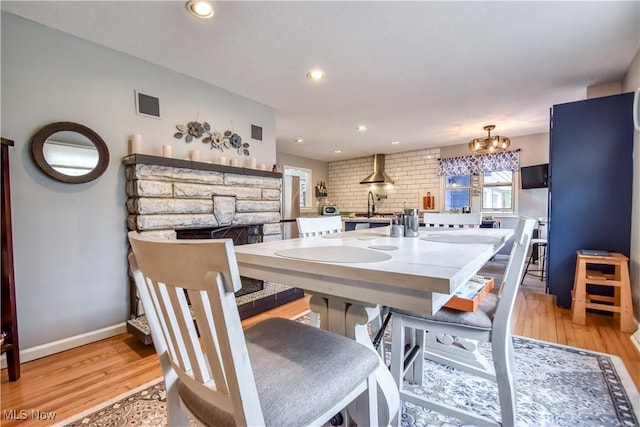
[392,293,499,330]
[178,317,379,427]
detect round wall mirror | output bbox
[31,122,109,184]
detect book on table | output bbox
[580,249,610,257]
[444,275,495,312]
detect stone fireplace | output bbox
[122,154,303,343]
[176,224,265,296]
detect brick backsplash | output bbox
[327,148,441,213]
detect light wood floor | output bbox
[1,291,638,427]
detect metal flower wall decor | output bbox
[173,120,250,156]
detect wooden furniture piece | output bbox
[235,226,513,425]
[423,212,482,228]
[571,251,634,333]
[296,215,342,237]
[389,217,535,427]
[548,92,634,308]
[1,137,20,381]
[128,232,379,427]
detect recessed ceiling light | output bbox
[334,150,342,154]
[391,140,400,145]
[306,70,325,81]
[186,1,214,18]
[294,138,304,143]
[356,125,367,132]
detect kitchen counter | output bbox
[343,216,394,231]
[342,216,393,223]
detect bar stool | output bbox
[521,238,547,284]
[571,251,634,333]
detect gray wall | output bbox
[1,12,276,351]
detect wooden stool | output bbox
[571,252,634,333]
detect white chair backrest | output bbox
[423,212,482,228]
[296,216,343,237]
[127,232,264,426]
[493,217,535,335]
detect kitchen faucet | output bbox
[367,191,376,218]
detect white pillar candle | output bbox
[230,158,239,167]
[259,163,266,171]
[162,144,172,158]
[248,158,257,169]
[129,134,142,154]
[190,149,200,161]
[218,156,226,165]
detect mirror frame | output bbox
[31,121,109,184]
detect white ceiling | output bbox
[2,1,638,161]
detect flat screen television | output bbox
[521,163,548,189]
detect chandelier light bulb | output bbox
[468,124,510,154]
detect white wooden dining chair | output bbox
[296,215,343,237]
[390,217,535,426]
[128,231,378,427]
[423,212,482,228]
[296,216,344,328]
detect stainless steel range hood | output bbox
[359,154,395,184]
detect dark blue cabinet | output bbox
[547,92,634,308]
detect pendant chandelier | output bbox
[469,125,510,154]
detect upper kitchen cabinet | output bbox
[547,92,634,308]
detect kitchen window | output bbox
[481,170,514,213]
[444,174,471,212]
[283,166,312,208]
[443,171,515,213]
[439,150,520,214]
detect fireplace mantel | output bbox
[122,154,282,179]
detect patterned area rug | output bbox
[60,328,639,426]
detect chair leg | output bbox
[540,244,547,281]
[160,354,190,427]
[390,314,405,427]
[309,311,321,328]
[367,373,379,427]
[520,250,534,285]
[410,327,425,385]
[491,336,517,427]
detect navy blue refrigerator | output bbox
[547,92,634,308]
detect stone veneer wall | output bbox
[327,148,442,213]
[124,159,283,241]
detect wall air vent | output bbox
[135,90,161,119]
[251,124,263,141]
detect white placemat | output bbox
[420,235,501,244]
[275,246,392,263]
[368,245,399,251]
[321,231,386,240]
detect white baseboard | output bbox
[0,323,127,369]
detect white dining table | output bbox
[234,226,513,425]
